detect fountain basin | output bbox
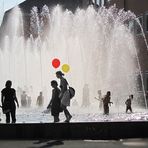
[0,121,148,139]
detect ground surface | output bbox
[0,139,148,148]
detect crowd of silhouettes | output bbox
[0,77,135,123]
[95,90,134,115]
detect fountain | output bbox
[0,5,148,123]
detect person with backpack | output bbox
[125,94,133,113]
[1,80,19,123]
[56,71,72,123]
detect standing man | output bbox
[1,80,19,123]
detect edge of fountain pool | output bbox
[0,121,148,140]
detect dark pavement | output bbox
[0,139,148,148]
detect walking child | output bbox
[94,90,103,110]
[125,94,133,113]
[47,80,61,123]
[102,91,113,115]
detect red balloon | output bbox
[52,58,60,68]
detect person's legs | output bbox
[54,115,60,123]
[126,106,128,113]
[64,109,72,122]
[11,109,16,123]
[126,106,131,113]
[61,105,72,122]
[103,105,106,114]
[104,105,108,115]
[106,105,109,115]
[6,112,10,123]
[129,106,133,113]
[53,112,60,123]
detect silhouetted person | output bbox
[102,91,112,115]
[125,94,133,113]
[95,90,103,110]
[24,85,29,94]
[1,80,19,123]
[21,91,27,107]
[28,85,33,107]
[37,92,44,107]
[27,96,31,107]
[56,71,72,123]
[81,84,90,107]
[47,80,61,122]
[17,86,22,100]
[98,90,103,110]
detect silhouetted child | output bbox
[27,96,31,107]
[37,92,44,107]
[102,91,113,115]
[47,80,61,123]
[95,90,103,110]
[125,94,133,113]
[21,91,27,107]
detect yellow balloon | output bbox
[62,64,70,73]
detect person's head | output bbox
[106,91,111,96]
[130,94,133,99]
[5,80,12,88]
[56,71,64,79]
[40,91,42,96]
[51,80,58,88]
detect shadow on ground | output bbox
[28,140,64,148]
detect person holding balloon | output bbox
[56,71,72,123]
